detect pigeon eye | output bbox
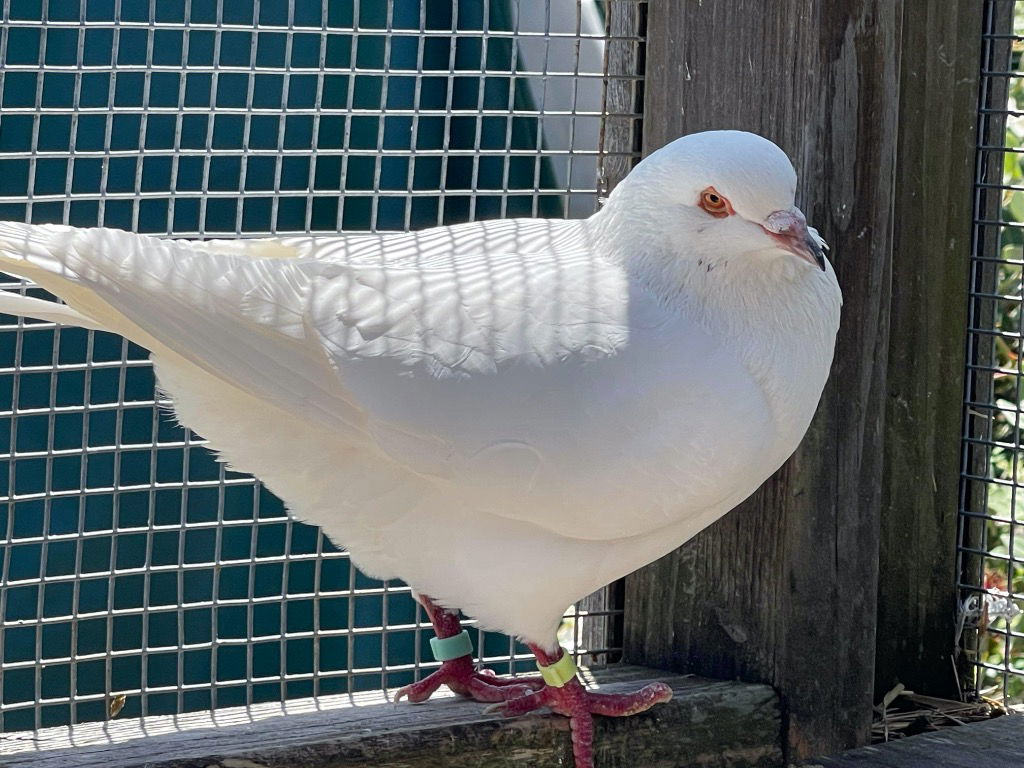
[698,188,733,218]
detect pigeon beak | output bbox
[761,209,827,271]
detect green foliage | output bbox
[977,22,1024,705]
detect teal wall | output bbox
[0,0,559,730]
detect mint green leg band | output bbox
[429,629,473,661]
[536,649,578,688]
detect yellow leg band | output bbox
[536,650,577,688]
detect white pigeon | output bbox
[0,130,840,768]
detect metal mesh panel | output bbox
[0,0,646,731]
[960,0,1024,710]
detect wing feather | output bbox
[0,218,773,546]
[0,217,629,453]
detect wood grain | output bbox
[875,1,985,702]
[576,0,648,666]
[810,715,1024,767]
[624,1,901,760]
[0,667,781,768]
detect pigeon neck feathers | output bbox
[586,130,842,436]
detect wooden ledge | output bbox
[0,666,781,768]
[808,714,1023,767]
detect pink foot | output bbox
[395,653,543,704]
[395,595,545,705]
[486,645,673,768]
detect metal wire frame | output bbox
[959,0,1024,710]
[0,0,646,732]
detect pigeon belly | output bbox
[150,304,790,645]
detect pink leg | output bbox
[486,644,673,768]
[394,595,545,704]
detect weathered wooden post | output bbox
[623,1,985,759]
[875,1,986,703]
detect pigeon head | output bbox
[603,130,827,273]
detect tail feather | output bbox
[0,220,362,430]
[0,221,80,275]
[0,292,106,331]
[0,221,142,338]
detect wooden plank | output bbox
[577,0,647,667]
[810,715,1024,767]
[595,0,645,196]
[623,1,900,761]
[0,667,781,768]
[874,1,985,702]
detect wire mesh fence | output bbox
[960,0,1024,711]
[0,0,646,732]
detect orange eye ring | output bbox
[698,187,733,218]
